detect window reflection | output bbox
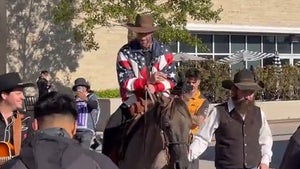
[231,35,245,53]
[215,35,229,53]
[277,36,291,53]
[263,36,275,53]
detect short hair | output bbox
[0,88,14,101]
[34,91,78,120]
[40,70,49,75]
[185,68,200,79]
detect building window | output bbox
[293,59,300,65]
[247,60,261,68]
[231,62,245,75]
[231,35,246,53]
[247,36,261,52]
[169,42,178,53]
[293,42,300,54]
[263,57,274,67]
[197,34,213,53]
[214,35,229,53]
[277,36,291,54]
[197,55,213,60]
[214,55,228,61]
[263,36,275,53]
[179,42,195,53]
[280,59,290,65]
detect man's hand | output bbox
[77,91,88,101]
[149,72,167,84]
[147,84,156,94]
[258,163,269,169]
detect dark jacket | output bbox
[280,126,300,169]
[36,77,50,98]
[2,128,119,169]
[215,103,262,169]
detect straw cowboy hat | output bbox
[0,72,34,92]
[125,14,158,33]
[222,69,264,91]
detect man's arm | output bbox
[87,94,101,125]
[188,107,219,161]
[152,52,176,92]
[259,110,273,167]
[193,99,209,126]
[117,51,147,93]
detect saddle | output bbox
[128,98,155,116]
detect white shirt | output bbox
[188,98,273,166]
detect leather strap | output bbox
[13,113,22,156]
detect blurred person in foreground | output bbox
[2,91,118,169]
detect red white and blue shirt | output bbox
[116,39,177,101]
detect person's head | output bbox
[40,70,50,81]
[185,68,201,94]
[72,78,90,94]
[126,14,158,49]
[222,69,263,114]
[33,91,78,138]
[0,72,34,111]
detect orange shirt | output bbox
[187,90,208,135]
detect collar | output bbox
[191,90,200,100]
[227,97,235,112]
[37,128,71,139]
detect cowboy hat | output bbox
[0,72,34,92]
[72,78,90,91]
[125,14,158,33]
[222,69,263,91]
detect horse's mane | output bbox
[150,94,191,123]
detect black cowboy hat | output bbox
[72,78,90,91]
[0,72,34,92]
[125,14,159,33]
[222,69,264,91]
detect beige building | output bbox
[5,0,300,90]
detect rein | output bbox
[158,96,192,163]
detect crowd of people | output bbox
[0,13,299,169]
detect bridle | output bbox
[157,96,193,165]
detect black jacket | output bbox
[36,77,50,98]
[2,128,119,169]
[280,126,300,169]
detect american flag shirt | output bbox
[116,39,177,102]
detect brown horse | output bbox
[117,93,192,169]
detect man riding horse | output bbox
[102,13,177,163]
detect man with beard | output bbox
[188,69,273,169]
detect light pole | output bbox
[0,0,7,74]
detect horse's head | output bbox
[170,71,194,104]
[156,95,192,169]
